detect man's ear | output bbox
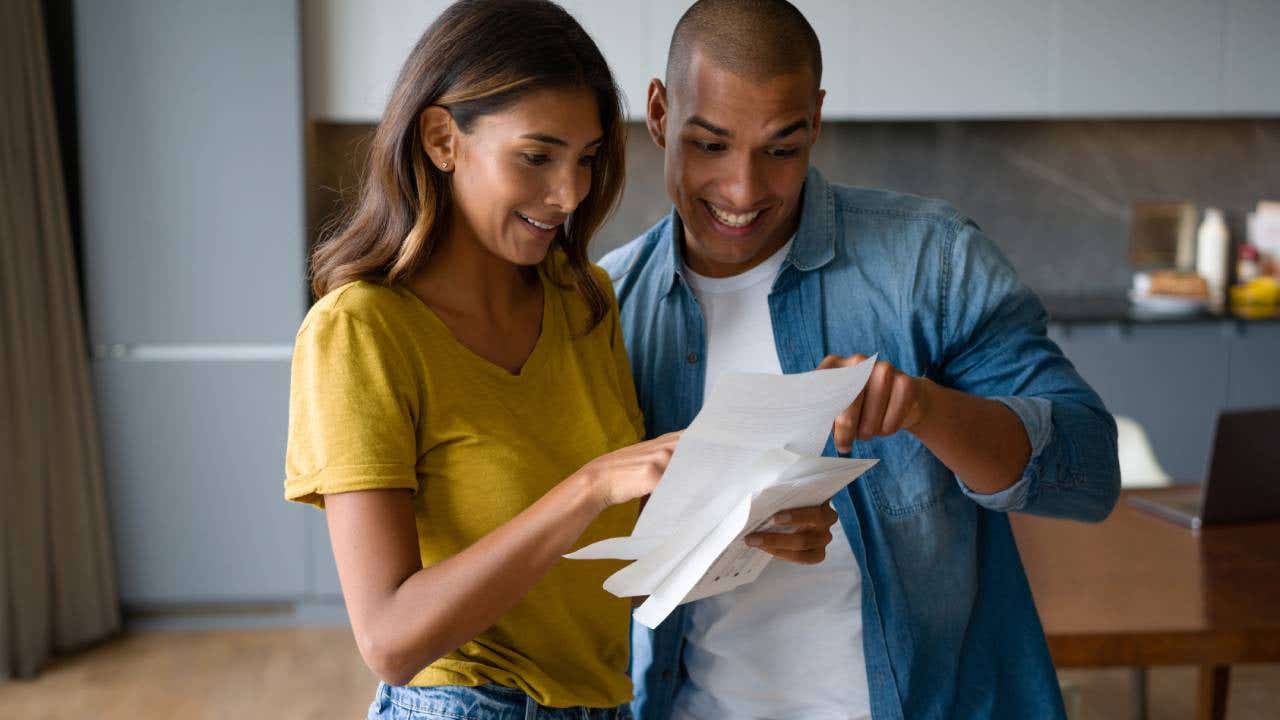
[645,78,668,150]
[419,106,457,171]
[811,89,825,146]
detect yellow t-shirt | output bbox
[284,258,644,708]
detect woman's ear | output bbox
[419,106,457,172]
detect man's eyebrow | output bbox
[771,120,809,140]
[687,116,731,138]
[520,133,605,148]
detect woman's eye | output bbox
[522,153,551,166]
[578,154,597,167]
[769,147,799,158]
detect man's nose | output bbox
[720,152,765,210]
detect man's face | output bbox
[648,49,823,278]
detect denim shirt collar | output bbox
[657,166,837,296]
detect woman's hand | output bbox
[577,431,682,511]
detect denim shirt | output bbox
[599,167,1120,720]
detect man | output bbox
[599,2,1121,719]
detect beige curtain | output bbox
[0,0,120,681]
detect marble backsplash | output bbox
[309,120,1280,297]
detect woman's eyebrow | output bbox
[519,133,604,148]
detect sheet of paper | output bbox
[631,357,877,540]
[565,359,880,629]
[680,453,879,603]
[630,451,877,629]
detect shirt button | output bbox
[687,351,699,364]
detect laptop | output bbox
[1127,407,1280,529]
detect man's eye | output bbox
[769,147,799,158]
[694,140,725,153]
[522,153,551,166]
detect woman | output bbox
[284,1,675,717]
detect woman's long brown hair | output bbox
[310,0,625,330]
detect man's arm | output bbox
[819,355,1030,495]
[821,221,1120,522]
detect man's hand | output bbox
[818,354,932,454]
[819,353,1032,495]
[745,504,839,565]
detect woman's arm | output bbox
[326,432,679,686]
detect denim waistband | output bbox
[368,682,632,720]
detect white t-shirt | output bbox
[672,240,871,720]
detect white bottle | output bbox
[1196,207,1229,311]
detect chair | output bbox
[1116,415,1171,488]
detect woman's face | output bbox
[447,86,604,267]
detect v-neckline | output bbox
[399,268,554,380]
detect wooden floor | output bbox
[0,628,1277,719]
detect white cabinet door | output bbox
[842,0,1053,118]
[1052,0,1224,116]
[302,0,452,122]
[1222,0,1280,114]
[93,360,306,604]
[560,1,666,121]
[304,0,673,122]
[306,509,343,598]
[75,0,306,345]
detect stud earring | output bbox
[440,161,449,170]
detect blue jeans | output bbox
[367,682,633,720]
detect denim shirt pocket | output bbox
[859,438,954,518]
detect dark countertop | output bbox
[1040,294,1280,325]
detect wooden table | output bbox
[1010,488,1280,720]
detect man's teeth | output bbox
[708,204,761,228]
[518,212,556,230]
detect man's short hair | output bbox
[665,0,822,93]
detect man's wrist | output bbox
[905,375,938,436]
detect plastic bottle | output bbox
[1196,207,1229,311]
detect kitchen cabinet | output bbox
[77,0,306,345]
[1222,0,1280,115]
[1049,323,1231,482]
[76,0,309,607]
[1227,324,1280,408]
[306,511,343,598]
[841,0,1053,118]
[93,361,305,604]
[1053,0,1223,116]
[303,0,1280,122]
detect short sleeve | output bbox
[284,309,420,508]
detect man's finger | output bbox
[833,409,857,452]
[746,530,832,552]
[858,362,891,439]
[834,395,862,453]
[762,548,826,565]
[880,373,916,435]
[817,354,846,370]
[770,505,837,529]
[816,353,869,371]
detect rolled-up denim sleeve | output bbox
[940,221,1120,522]
[957,396,1051,512]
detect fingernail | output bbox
[773,512,791,523]
[745,536,761,547]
